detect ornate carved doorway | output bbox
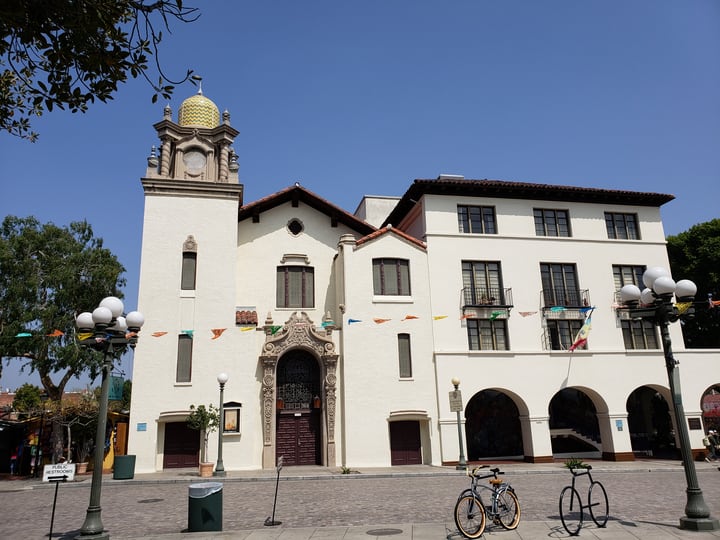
[260,312,339,469]
[276,351,322,465]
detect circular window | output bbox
[287,219,303,236]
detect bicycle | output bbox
[558,464,609,535]
[454,465,521,538]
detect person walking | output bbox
[704,430,719,462]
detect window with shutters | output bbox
[277,266,314,308]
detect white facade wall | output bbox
[338,231,440,467]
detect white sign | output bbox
[449,390,464,412]
[43,463,75,482]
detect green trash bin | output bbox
[188,482,223,532]
[112,455,136,480]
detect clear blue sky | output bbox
[1,0,718,391]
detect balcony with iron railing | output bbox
[541,288,590,310]
[462,287,514,308]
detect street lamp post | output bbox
[451,378,467,470]
[214,372,228,477]
[619,267,719,531]
[75,297,144,540]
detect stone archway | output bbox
[259,312,338,469]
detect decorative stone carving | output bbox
[259,311,339,467]
[183,235,198,253]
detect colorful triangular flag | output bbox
[348,318,362,324]
[433,315,448,320]
[373,318,391,324]
[152,331,168,337]
[211,328,227,340]
[401,315,419,321]
[46,329,64,337]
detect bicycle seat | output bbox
[489,478,503,486]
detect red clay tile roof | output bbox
[356,225,426,250]
[383,178,675,227]
[238,184,376,235]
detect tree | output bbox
[11,382,42,412]
[186,404,219,464]
[667,218,720,348]
[0,0,199,141]
[0,215,125,461]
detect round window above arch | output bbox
[287,219,304,236]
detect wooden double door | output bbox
[276,410,321,466]
[390,420,422,465]
[163,422,200,469]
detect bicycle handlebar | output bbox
[469,465,504,479]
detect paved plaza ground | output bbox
[2,459,720,539]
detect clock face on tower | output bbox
[183,150,207,174]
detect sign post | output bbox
[44,463,75,538]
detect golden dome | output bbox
[178,89,220,128]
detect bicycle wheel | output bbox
[559,486,583,536]
[454,494,486,539]
[496,488,521,530]
[588,481,609,527]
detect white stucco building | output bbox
[128,92,720,473]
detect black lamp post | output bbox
[214,372,228,477]
[619,267,719,531]
[75,297,144,540]
[451,377,467,470]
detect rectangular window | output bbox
[467,319,509,350]
[458,205,497,234]
[605,212,639,240]
[176,334,193,383]
[534,209,571,237]
[612,265,646,290]
[181,252,197,290]
[547,320,584,351]
[540,263,583,306]
[398,333,412,378]
[621,320,659,349]
[276,266,314,308]
[372,258,411,295]
[462,261,503,305]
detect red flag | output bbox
[211,328,227,340]
[373,318,391,324]
[152,331,168,337]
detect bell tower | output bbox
[144,87,241,186]
[130,88,243,474]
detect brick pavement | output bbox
[1,460,720,539]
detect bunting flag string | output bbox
[78,332,94,341]
[270,326,283,335]
[676,302,692,315]
[489,311,504,321]
[401,315,419,321]
[321,321,335,327]
[46,329,64,337]
[373,318,391,324]
[433,315,448,320]
[519,311,537,317]
[347,319,363,324]
[152,331,168,337]
[459,314,472,320]
[15,332,32,338]
[211,328,227,340]
[181,330,194,338]
[550,306,566,312]
[709,298,720,308]
[240,326,255,332]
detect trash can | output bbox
[112,455,136,480]
[188,482,223,532]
